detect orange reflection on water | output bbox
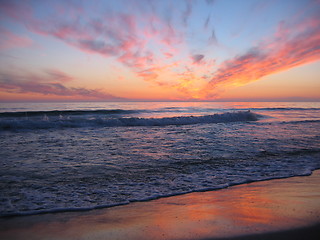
[228,187,278,225]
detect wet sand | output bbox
[1,170,320,240]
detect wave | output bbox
[279,119,320,124]
[250,107,320,111]
[154,107,320,113]
[2,167,318,218]
[0,109,142,118]
[0,111,259,131]
[1,106,318,117]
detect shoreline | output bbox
[1,170,320,240]
[1,172,316,218]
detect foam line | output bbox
[0,111,260,130]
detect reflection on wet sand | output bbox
[1,171,319,240]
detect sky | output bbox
[0,0,319,102]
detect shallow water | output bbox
[0,102,319,216]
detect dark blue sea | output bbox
[0,102,319,216]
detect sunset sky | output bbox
[0,0,319,102]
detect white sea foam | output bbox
[0,111,259,131]
[0,102,319,217]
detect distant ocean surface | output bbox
[0,102,320,216]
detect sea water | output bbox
[0,102,319,216]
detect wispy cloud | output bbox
[209,29,218,45]
[182,0,192,26]
[204,15,211,29]
[206,0,215,5]
[192,54,205,64]
[1,0,318,101]
[44,69,74,82]
[0,70,120,100]
[0,27,33,50]
[0,0,33,22]
[0,0,215,99]
[201,16,320,98]
[29,8,160,74]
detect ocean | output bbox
[0,102,319,217]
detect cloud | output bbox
[137,68,159,81]
[44,69,74,82]
[201,16,320,98]
[206,0,215,5]
[25,9,156,71]
[182,0,192,26]
[0,1,33,22]
[0,70,120,100]
[5,0,317,101]
[76,39,119,56]
[0,1,203,96]
[192,54,205,64]
[204,15,210,29]
[209,29,218,44]
[0,27,33,50]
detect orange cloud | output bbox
[201,17,320,98]
[0,1,204,100]
[2,1,318,101]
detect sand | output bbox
[1,170,320,240]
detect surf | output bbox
[0,111,260,131]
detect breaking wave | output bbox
[0,111,259,131]
[0,109,142,117]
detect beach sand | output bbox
[1,170,320,240]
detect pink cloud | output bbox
[0,28,33,50]
[201,16,320,98]
[0,1,187,90]
[119,51,154,69]
[163,52,174,59]
[0,70,120,100]
[44,69,74,82]
[0,1,33,22]
[27,10,153,71]
[7,0,310,100]
[138,68,159,81]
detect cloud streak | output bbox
[0,27,33,50]
[44,69,74,82]
[0,0,216,99]
[192,54,205,64]
[182,0,192,26]
[201,16,320,98]
[0,70,120,100]
[1,0,319,100]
